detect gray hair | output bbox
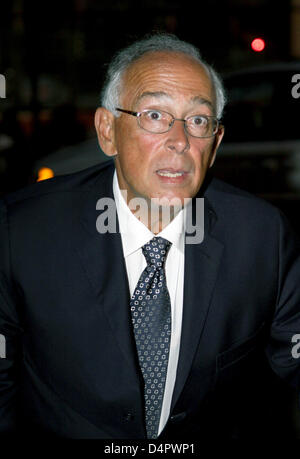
[100,33,226,119]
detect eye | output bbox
[145,110,163,121]
[190,115,208,126]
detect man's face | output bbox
[96,51,224,206]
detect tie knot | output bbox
[142,237,172,269]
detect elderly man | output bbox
[0,33,299,440]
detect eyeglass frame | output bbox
[115,107,221,138]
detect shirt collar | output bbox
[113,170,184,258]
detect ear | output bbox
[208,124,224,168]
[94,107,118,157]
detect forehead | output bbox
[120,51,215,111]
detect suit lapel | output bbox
[76,163,141,379]
[171,194,224,412]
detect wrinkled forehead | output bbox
[120,51,216,114]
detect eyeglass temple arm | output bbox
[115,108,139,117]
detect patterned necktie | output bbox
[130,236,172,439]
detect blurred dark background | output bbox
[0,0,300,437]
[0,0,299,197]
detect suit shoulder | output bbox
[1,160,114,208]
[206,177,283,221]
[208,177,261,200]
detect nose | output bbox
[165,119,190,154]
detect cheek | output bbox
[134,131,164,153]
[188,145,215,181]
[116,136,159,186]
[123,133,164,169]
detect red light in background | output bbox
[251,38,265,52]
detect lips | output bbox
[156,168,187,178]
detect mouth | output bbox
[156,168,187,177]
[155,168,189,184]
[157,171,184,178]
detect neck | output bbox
[121,191,183,233]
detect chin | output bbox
[149,193,188,208]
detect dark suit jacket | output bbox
[0,159,299,439]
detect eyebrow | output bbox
[136,91,214,111]
[190,95,214,111]
[136,91,171,102]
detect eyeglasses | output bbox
[115,108,220,138]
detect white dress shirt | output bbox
[113,171,185,436]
